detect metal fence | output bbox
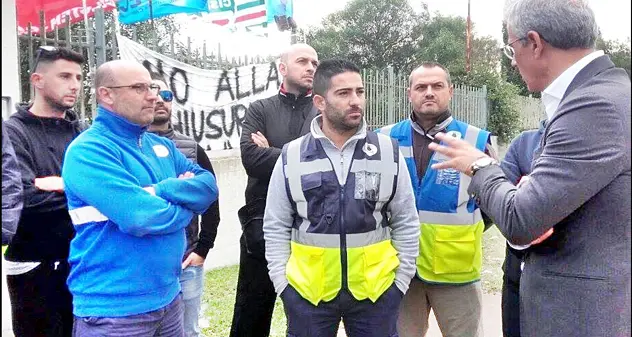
[514,95,546,130]
[17,8,268,120]
[17,8,490,129]
[362,67,489,130]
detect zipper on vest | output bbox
[339,153,349,291]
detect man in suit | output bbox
[427,0,631,336]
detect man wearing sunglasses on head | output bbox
[148,74,221,337]
[3,46,87,337]
[62,60,218,336]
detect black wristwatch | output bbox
[470,156,499,176]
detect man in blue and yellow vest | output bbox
[379,62,496,337]
[263,59,420,337]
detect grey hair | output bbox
[503,0,599,49]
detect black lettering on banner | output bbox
[215,70,235,102]
[189,108,205,143]
[170,67,189,105]
[173,110,184,134]
[224,104,247,138]
[182,109,190,136]
[235,69,252,100]
[224,140,232,150]
[266,62,280,90]
[205,110,224,140]
[252,65,265,95]
[142,59,165,79]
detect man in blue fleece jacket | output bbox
[62,60,218,336]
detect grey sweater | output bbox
[263,116,420,296]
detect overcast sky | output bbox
[294,0,631,43]
[179,0,630,58]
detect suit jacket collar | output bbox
[562,55,615,102]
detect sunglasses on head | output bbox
[159,90,173,102]
[31,45,59,73]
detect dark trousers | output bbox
[282,285,403,337]
[7,259,73,337]
[501,244,524,337]
[229,218,277,337]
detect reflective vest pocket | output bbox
[432,225,477,275]
[348,240,399,302]
[286,242,341,306]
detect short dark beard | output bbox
[151,115,170,126]
[44,95,72,115]
[285,77,311,95]
[324,108,360,133]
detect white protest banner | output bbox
[117,34,281,151]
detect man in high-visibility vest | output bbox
[379,62,496,337]
[263,59,420,337]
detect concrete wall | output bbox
[2,0,20,120]
[203,150,247,270]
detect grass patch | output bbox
[200,265,287,337]
[201,228,506,336]
[481,225,506,294]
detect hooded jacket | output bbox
[3,103,86,261]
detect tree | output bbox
[414,15,520,142]
[415,15,501,78]
[597,36,631,77]
[305,0,428,72]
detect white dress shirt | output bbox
[541,50,605,120]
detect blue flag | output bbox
[118,0,209,25]
[266,0,295,31]
[266,0,292,23]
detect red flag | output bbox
[16,0,116,35]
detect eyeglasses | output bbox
[158,90,173,102]
[31,46,58,73]
[502,33,549,60]
[502,37,526,60]
[106,83,161,95]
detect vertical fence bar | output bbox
[111,18,119,60]
[94,9,106,67]
[54,27,59,47]
[39,11,46,46]
[187,37,192,64]
[202,41,207,69]
[217,42,222,69]
[170,33,175,57]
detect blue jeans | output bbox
[72,293,183,336]
[180,265,205,337]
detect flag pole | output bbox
[466,0,472,73]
